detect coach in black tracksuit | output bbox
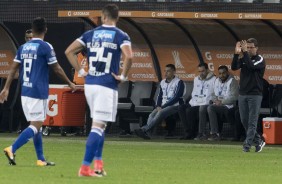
[231,38,266,153]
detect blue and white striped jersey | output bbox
[14,38,57,99]
[77,24,131,90]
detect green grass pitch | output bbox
[1,134,282,184]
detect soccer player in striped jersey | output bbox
[65,4,133,177]
[0,17,76,166]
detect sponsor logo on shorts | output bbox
[95,110,111,115]
[30,112,42,116]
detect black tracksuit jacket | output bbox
[231,52,266,96]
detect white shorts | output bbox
[84,84,118,122]
[21,96,48,122]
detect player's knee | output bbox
[92,120,107,130]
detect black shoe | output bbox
[242,147,250,152]
[207,133,221,141]
[255,140,266,153]
[134,129,150,140]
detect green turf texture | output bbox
[0,134,282,184]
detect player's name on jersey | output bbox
[58,10,282,20]
[87,42,117,49]
[21,53,37,59]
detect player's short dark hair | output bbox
[166,64,176,71]
[198,63,208,69]
[25,29,32,34]
[32,17,47,34]
[218,65,228,72]
[247,38,258,47]
[102,4,119,20]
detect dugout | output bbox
[0,1,281,134]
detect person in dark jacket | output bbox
[231,38,266,153]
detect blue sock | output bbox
[82,128,103,166]
[33,130,45,161]
[94,132,105,160]
[12,126,36,153]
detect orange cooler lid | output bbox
[263,117,282,121]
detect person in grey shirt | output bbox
[207,65,238,141]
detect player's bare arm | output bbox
[0,62,20,103]
[65,40,87,77]
[112,45,133,82]
[121,45,133,77]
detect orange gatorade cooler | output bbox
[262,117,282,144]
[43,85,86,127]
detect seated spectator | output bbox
[134,64,185,139]
[207,65,239,141]
[179,63,216,140]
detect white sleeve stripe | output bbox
[76,39,86,46]
[46,42,54,49]
[120,42,131,48]
[14,59,21,63]
[254,56,263,65]
[48,60,58,65]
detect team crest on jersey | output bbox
[93,30,116,42]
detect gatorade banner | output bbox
[202,49,240,81]
[261,50,282,84]
[202,48,282,84]
[123,48,158,82]
[0,50,17,79]
[156,48,200,81]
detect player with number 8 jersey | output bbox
[16,39,57,98]
[0,17,76,167]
